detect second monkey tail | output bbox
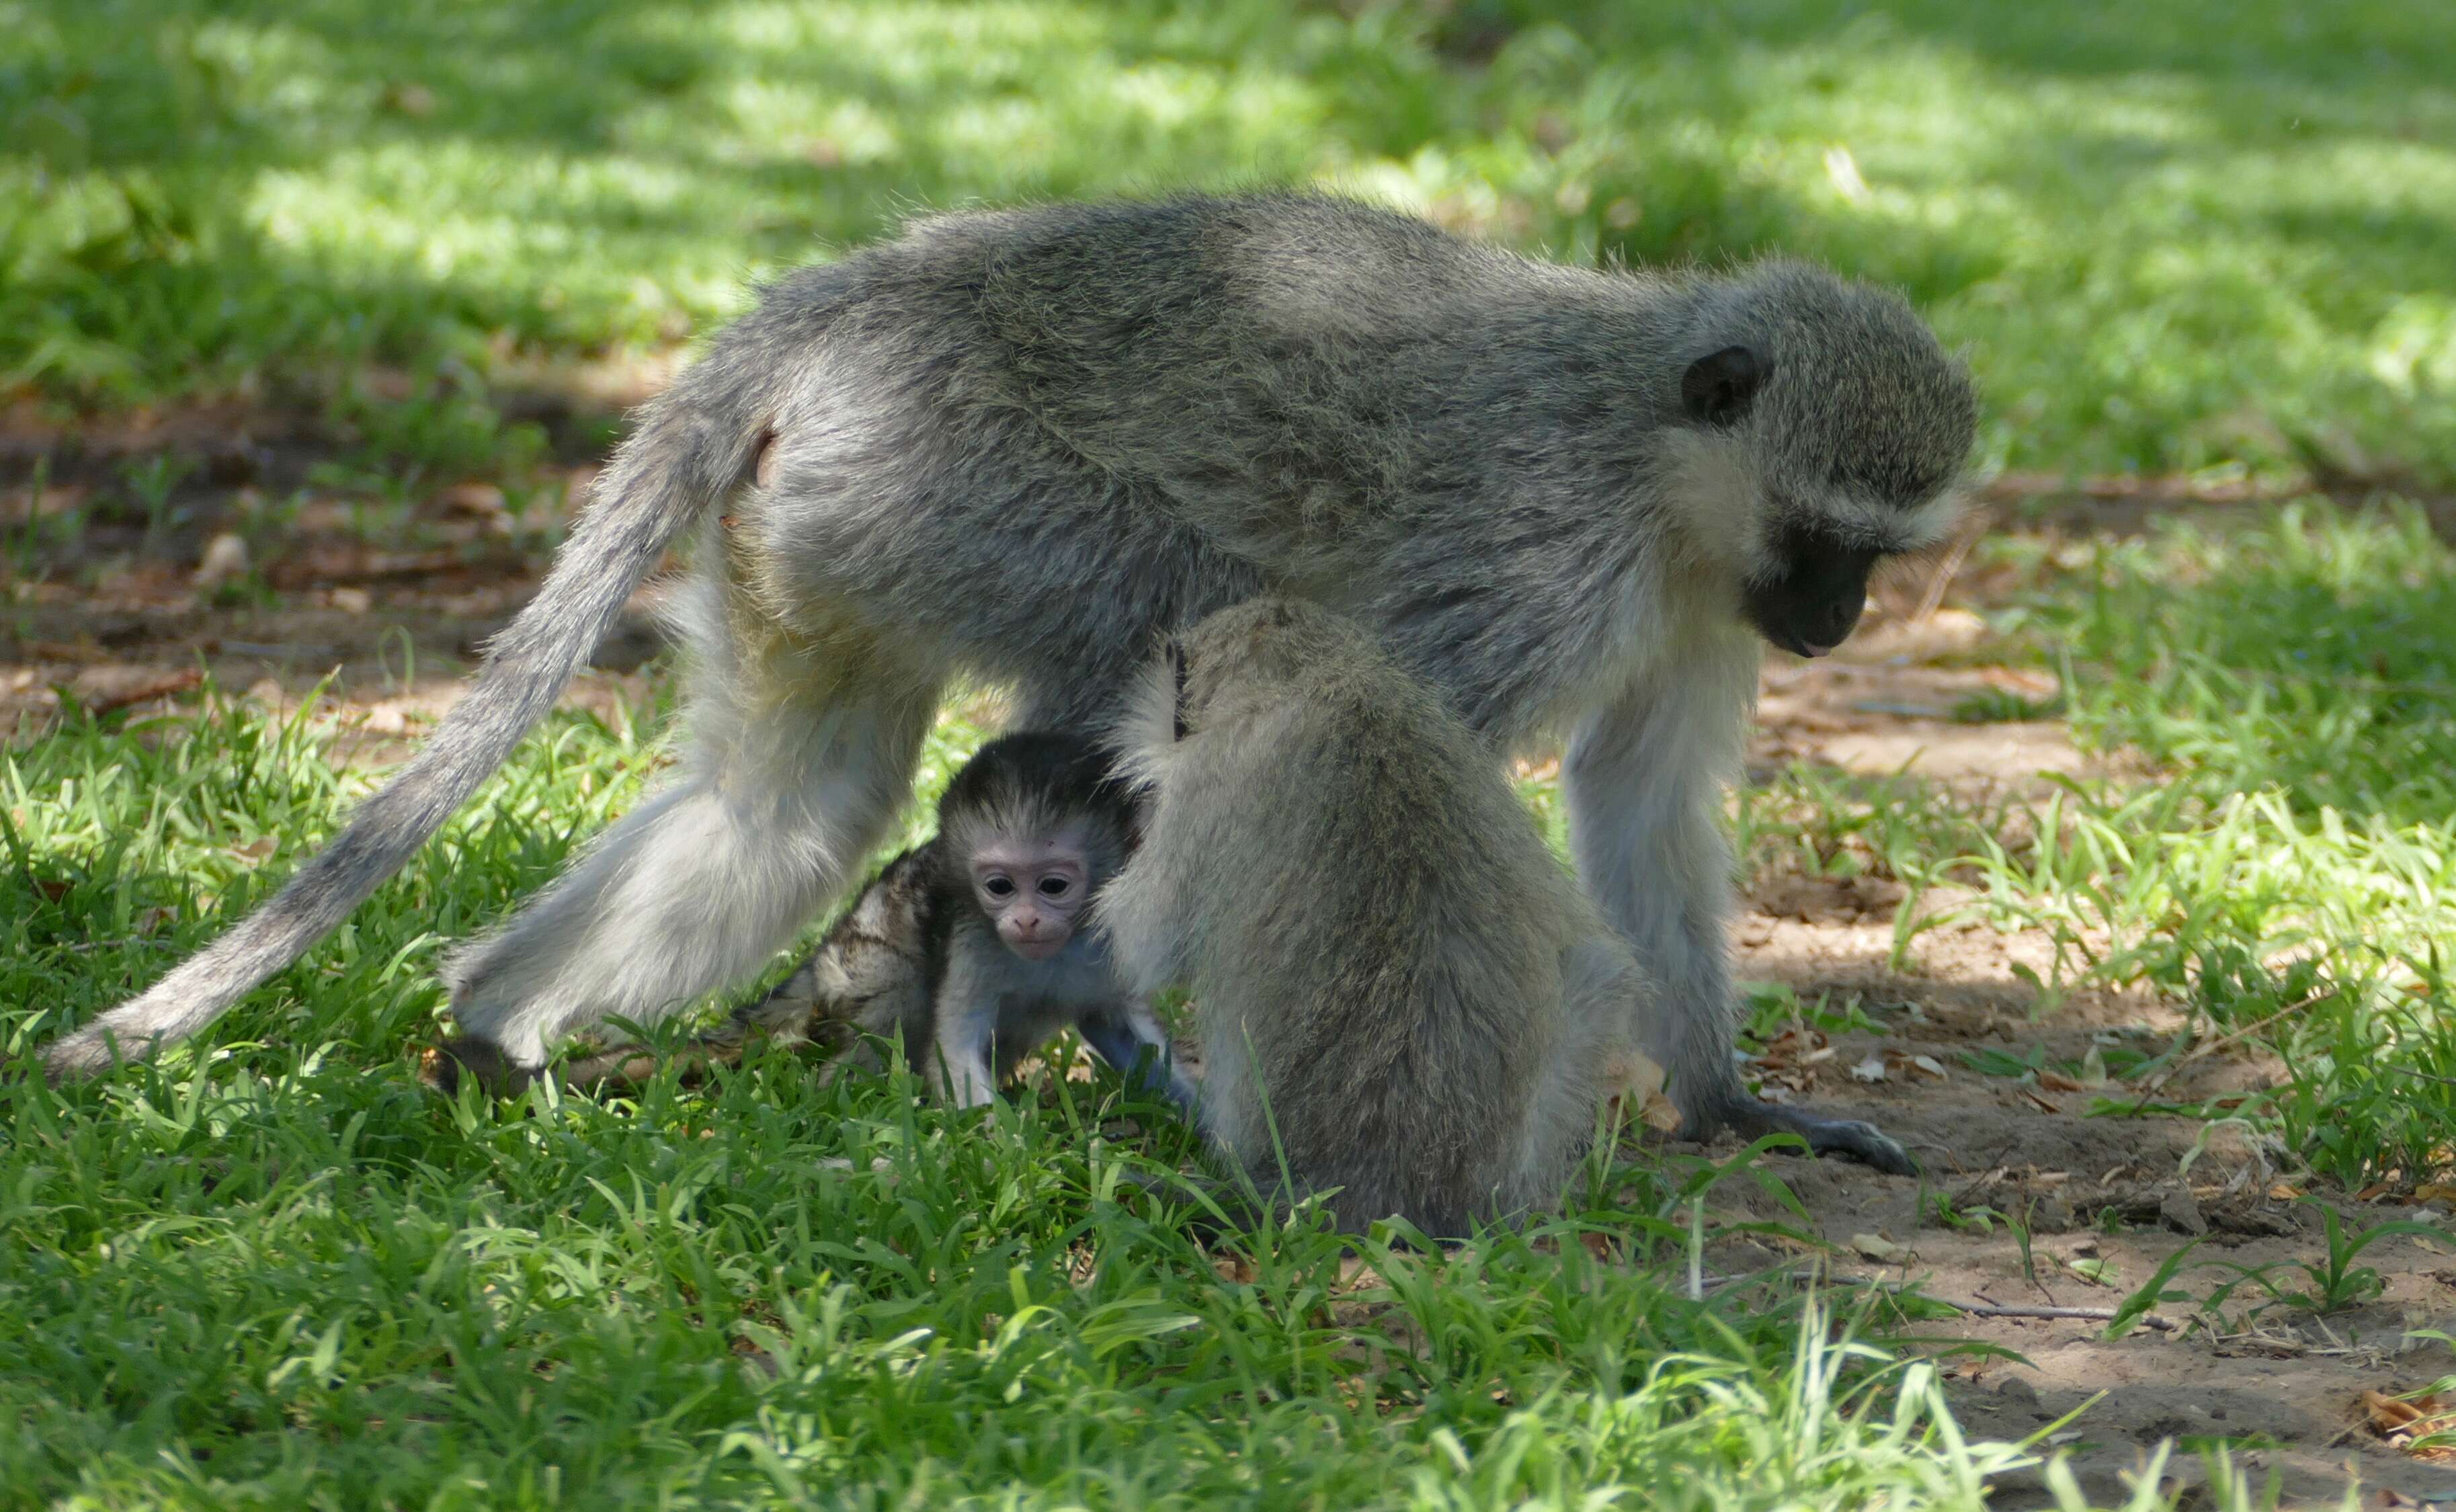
[40,351,776,1081]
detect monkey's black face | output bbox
[1742,523,1883,659]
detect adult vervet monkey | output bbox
[46,193,1971,1173]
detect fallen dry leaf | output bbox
[1752,1025,1833,1095]
[1884,1050,1947,1081]
[1851,1232,1910,1264]
[381,81,436,117]
[2019,1088,2061,1114]
[1602,1046,1668,1107]
[192,532,250,591]
[2361,1388,2456,1460]
[2038,1068,2086,1093]
[442,481,507,517]
[81,667,201,715]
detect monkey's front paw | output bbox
[1791,1114,1918,1177]
[419,1037,541,1099]
[1718,1100,1920,1177]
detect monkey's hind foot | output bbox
[1718,1100,1919,1177]
[419,1037,543,1099]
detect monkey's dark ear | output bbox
[1680,345,1767,427]
[1166,640,1190,741]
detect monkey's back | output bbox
[1176,657,1595,1235]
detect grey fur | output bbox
[1102,598,1654,1236]
[45,193,1963,1173]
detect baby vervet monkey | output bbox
[487,733,1198,1111]
[1100,599,1663,1239]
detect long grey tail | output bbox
[42,370,766,1081]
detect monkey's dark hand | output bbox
[1715,1099,1920,1177]
[419,1036,542,1099]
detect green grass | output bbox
[5,0,2455,486]
[1728,498,2456,1189]
[0,694,2066,1507]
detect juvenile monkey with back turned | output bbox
[48,192,1973,1175]
[1105,597,1659,1237]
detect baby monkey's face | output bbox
[971,826,1095,962]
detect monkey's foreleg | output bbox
[1564,671,1916,1177]
[1077,1004,1200,1120]
[927,1011,1001,1109]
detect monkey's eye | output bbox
[982,876,1016,899]
[1036,876,1071,899]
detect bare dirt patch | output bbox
[1690,593,2456,1507]
[1680,964,2456,1505]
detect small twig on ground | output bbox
[1947,1301,2177,1331]
[77,667,203,716]
[2124,991,2335,1115]
[2208,1329,2378,1361]
[1697,1269,2180,1333]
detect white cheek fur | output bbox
[1819,487,1967,555]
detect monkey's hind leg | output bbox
[524,956,835,1093]
[437,611,941,1081]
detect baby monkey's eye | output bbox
[983,876,1016,899]
[1037,876,1071,898]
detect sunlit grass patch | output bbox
[5,0,2453,487]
